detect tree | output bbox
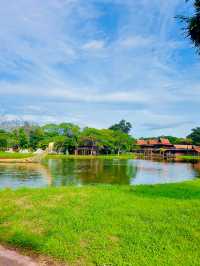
[179,0,200,53]
[0,136,7,150]
[109,120,132,134]
[187,127,200,145]
[157,136,192,145]
[43,124,59,137]
[79,128,99,149]
[29,127,44,150]
[112,131,133,155]
[18,128,29,149]
[0,130,9,150]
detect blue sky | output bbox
[0,0,199,137]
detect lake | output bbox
[0,159,199,189]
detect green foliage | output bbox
[51,123,80,153]
[29,127,44,150]
[109,119,132,134]
[0,122,134,154]
[42,123,59,137]
[0,130,9,150]
[0,137,7,150]
[79,127,134,154]
[0,181,199,265]
[160,136,192,144]
[179,0,200,53]
[187,127,200,145]
[18,128,29,149]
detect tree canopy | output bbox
[109,120,132,134]
[0,122,135,155]
[179,0,200,53]
[187,127,200,145]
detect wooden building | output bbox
[75,146,98,156]
[135,138,200,159]
[137,138,173,150]
[74,139,99,155]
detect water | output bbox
[0,159,199,189]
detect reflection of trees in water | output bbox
[1,160,199,188]
[47,159,138,186]
[0,160,138,187]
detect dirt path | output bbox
[0,245,38,266]
[0,245,67,266]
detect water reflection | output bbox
[0,163,52,188]
[130,160,198,185]
[193,162,200,176]
[0,159,199,189]
[45,159,137,186]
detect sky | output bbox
[0,0,199,137]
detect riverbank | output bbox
[0,152,33,159]
[0,181,199,265]
[0,152,136,162]
[47,154,136,160]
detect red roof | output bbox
[194,146,200,153]
[137,140,147,145]
[148,139,159,145]
[160,138,171,145]
[137,138,171,146]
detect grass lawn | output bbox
[178,155,200,162]
[47,154,136,160]
[0,152,33,159]
[0,181,200,265]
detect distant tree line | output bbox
[1,120,199,153]
[0,120,135,155]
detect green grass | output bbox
[0,151,33,159]
[0,181,200,265]
[47,154,136,160]
[177,155,200,162]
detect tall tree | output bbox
[187,127,200,145]
[112,131,133,155]
[0,137,7,150]
[29,127,44,150]
[179,0,200,53]
[18,128,29,149]
[109,120,132,134]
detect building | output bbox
[74,139,99,155]
[136,138,173,150]
[135,138,200,158]
[75,146,98,155]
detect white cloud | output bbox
[82,40,105,50]
[0,0,199,136]
[120,36,154,48]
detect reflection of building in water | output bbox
[38,164,53,186]
[193,162,200,177]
